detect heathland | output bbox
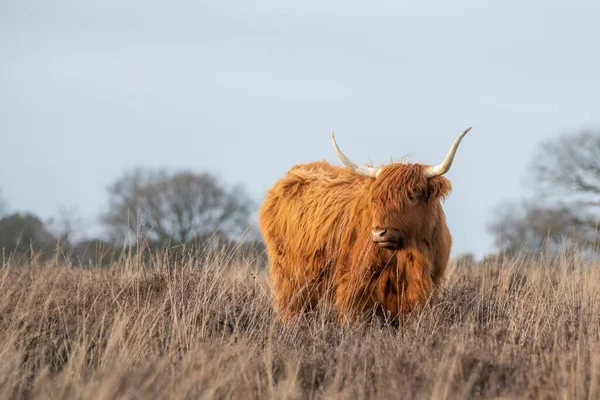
[0,247,598,399]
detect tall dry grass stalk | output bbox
[0,247,599,399]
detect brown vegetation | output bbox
[0,249,599,399]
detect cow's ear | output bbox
[426,176,452,202]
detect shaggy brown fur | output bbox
[259,159,453,324]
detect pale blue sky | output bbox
[1,1,599,258]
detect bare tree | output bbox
[47,206,85,246]
[531,130,600,236]
[101,168,254,246]
[488,129,600,256]
[488,201,584,256]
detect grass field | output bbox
[0,249,599,399]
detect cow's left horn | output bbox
[331,131,380,179]
[423,127,472,178]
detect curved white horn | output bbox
[423,127,472,178]
[331,131,380,179]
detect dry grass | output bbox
[0,249,600,399]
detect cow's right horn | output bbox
[331,131,380,179]
[423,127,472,178]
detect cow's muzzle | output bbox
[371,228,404,250]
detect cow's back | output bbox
[259,160,371,317]
[259,160,367,255]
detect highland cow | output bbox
[259,127,472,324]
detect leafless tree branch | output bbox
[489,129,600,255]
[101,168,253,246]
